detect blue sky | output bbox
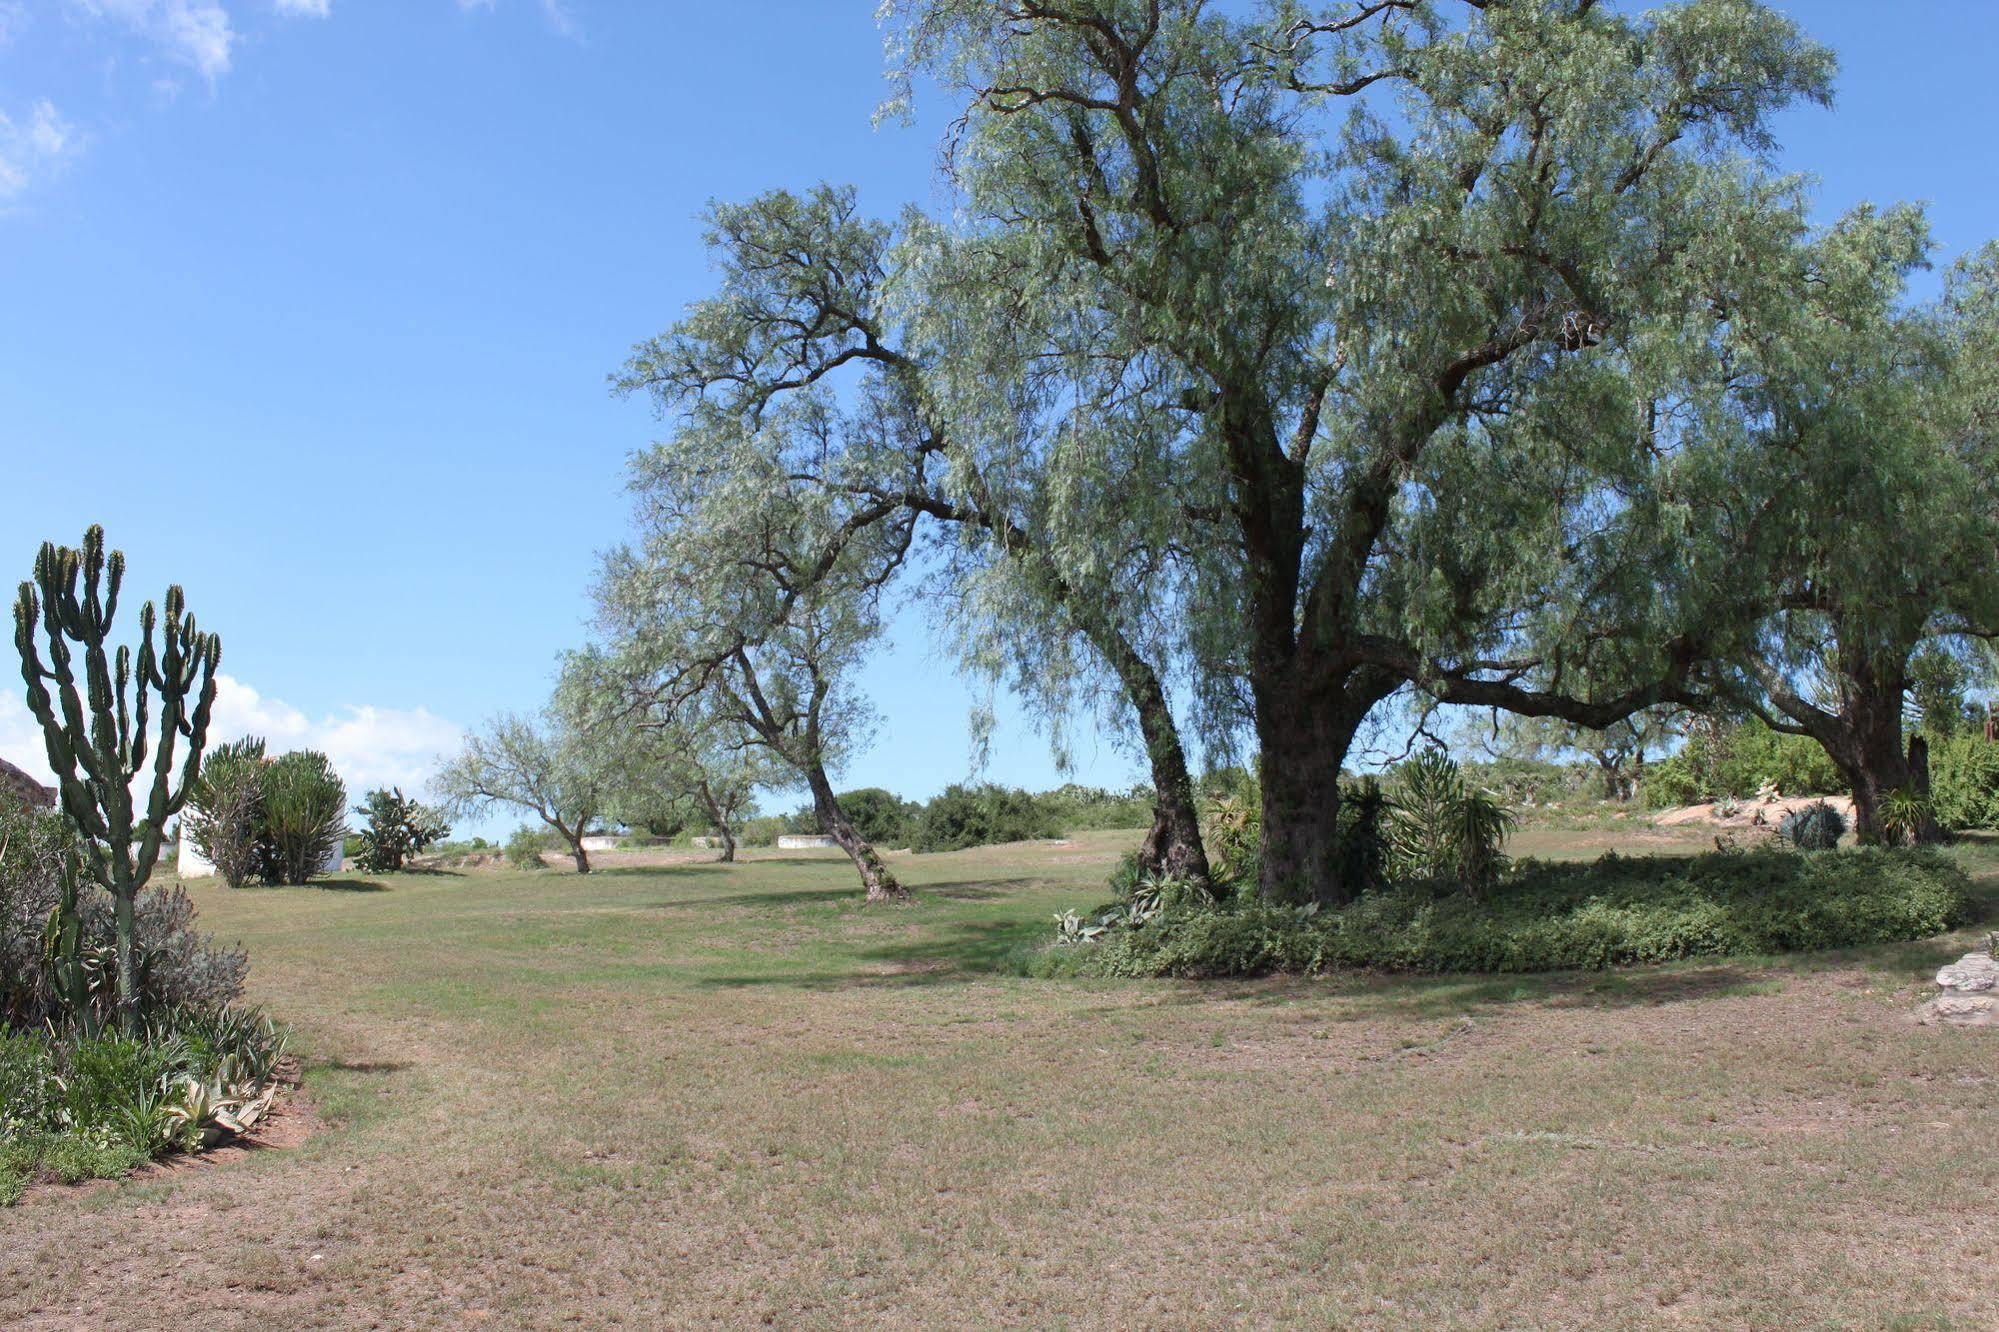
[3,1,1996,833]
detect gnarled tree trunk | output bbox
[805,765,905,902]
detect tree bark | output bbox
[805,764,905,901]
[568,841,592,874]
[1095,625,1212,888]
[112,881,139,1037]
[1253,668,1385,905]
[697,782,737,863]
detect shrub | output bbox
[2,803,246,1031]
[1035,847,1972,978]
[0,1006,288,1201]
[506,825,552,870]
[911,784,1061,853]
[183,737,268,889]
[1645,720,1844,807]
[835,788,920,848]
[1385,750,1513,892]
[1928,733,1999,831]
[1778,801,1846,851]
[258,751,347,885]
[352,787,451,873]
[1037,784,1155,831]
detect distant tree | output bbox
[352,787,451,874]
[596,404,912,901]
[1480,710,1679,803]
[435,708,621,875]
[13,526,221,1034]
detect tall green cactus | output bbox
[41,845,103,1038]
[13,525,221,1035]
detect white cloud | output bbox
[0,674,464,802]
[272,0,329,16]
[0,100,79,201]
[68,0,236,81]
[0,3,31,44]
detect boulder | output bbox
[0,756,54,811]
[1920,946,1999,1026]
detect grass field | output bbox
[3,827,1996,1329]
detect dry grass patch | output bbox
[3,830,1994,1329]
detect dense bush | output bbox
[2,804,246,1030]
[506,825,553,870]
[835,788,921,848]
[1037,784,1155,831]
[911,783,1063,853]
[1778,801,1846,850]
[1385,750,1513,891]
[1034,847,1972,979]
[352,787,451,873]
[258,751,347,885]
[183,738,268,889]
[1644,719,1844,808]
[1927,733,1999,832]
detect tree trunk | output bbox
[1825,663,1943,846]
[1087,621,1211,888]
[698,784,737,863]
[1254,673,1377,905]
[569,842,592,874]
[806,766,905,902]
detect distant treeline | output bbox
[735,782,1156,854]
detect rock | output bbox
[1937,954,1998,993]
[0,756,54,811]
[1921,950,1999,1025]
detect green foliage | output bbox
[1039,849,1971,979]
[1777,801,1846,851]
[1385,751,1514,893]
[184,737,268,888]
[1036,785,1154,832]
[910,784,1062,854]
[1202,789,1261,891]
[351,787,451,874]
[257,751,347,885]
[834,788,921,849]
[1927,734,1999,831]
[1644,719,1845,807]
[1,1004,287,1201]
[505,826,552,871]
[1876,789,1936,848]
[1907,645,1975,738]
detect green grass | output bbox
[2,829,1995,1329]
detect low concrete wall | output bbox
[178,836,343,879]
[775,834,839,851]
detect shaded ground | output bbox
[3,830,1995,1329]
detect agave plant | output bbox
[1877,788,1937,847]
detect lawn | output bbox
[3,829,1995,1329]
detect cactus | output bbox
[13,526,221,1034]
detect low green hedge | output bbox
[1034,847,1975,979]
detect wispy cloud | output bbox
[0,100,79,202]
[0,675,464,801]
[68,0,238,81]
[272,0,330,17]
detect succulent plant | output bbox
[1778,801,1845,852]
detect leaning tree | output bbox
[617,184,1213,887]
[597,400,914,901]
[13,526,221,1034]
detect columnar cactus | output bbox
[13,526,221,1034]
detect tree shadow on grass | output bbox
[305,877,392,893]
[694,919,1052,991]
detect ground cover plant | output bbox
[1,827,1991,1327]
[1037,846,1974,979]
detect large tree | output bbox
[1715,227,1999,841]
[856,0,1833,902]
